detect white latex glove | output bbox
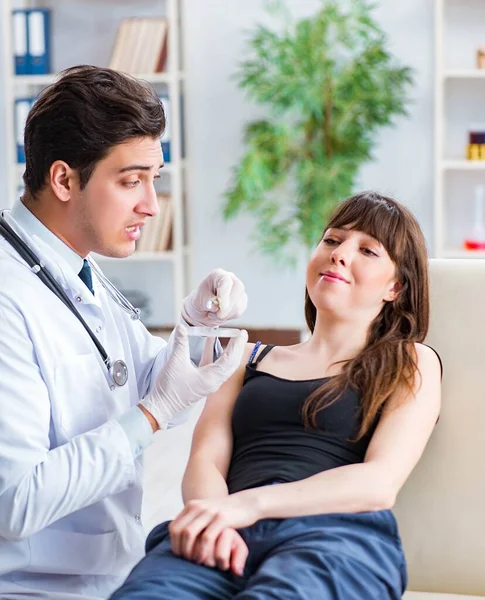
[140,325,248,429]
[181,269,248,327]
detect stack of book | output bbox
[109,18,168,74]
[136,194,173,253]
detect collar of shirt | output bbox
[7,200,101,306]
[10,200,84,274]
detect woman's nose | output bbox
[331,246,348,266]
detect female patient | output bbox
[111,191,442,599]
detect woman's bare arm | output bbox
[181,344,255,503]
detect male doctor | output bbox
[0,65,248,599]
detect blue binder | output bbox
[159,95,171,163]
[15,98,32,164]
[12,10,29,75]
[27,9,51,75]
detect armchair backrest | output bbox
[394,258,485,596]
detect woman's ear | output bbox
[384,280,402,302]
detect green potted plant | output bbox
[223,0,413,263]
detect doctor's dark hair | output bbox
[23,65,165,197]
[303,191,430,440]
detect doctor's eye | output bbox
[123,180,141,188]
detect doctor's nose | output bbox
[138,185,160,217]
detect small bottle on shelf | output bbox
[477,45,485,69]
[467,124,485,160]
[464,184,485,250]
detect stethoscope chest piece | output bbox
[111,359,128,387]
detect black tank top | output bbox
[226,344,377,494]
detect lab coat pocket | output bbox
[27,528,120,575]
[55,354,108,438]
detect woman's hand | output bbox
[168,494,260,567]
[193,527,248,576]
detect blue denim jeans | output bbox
[110,510,407,599]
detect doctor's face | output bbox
[69,136,163,258]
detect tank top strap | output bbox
[247,341,262,365]
[249,343,275,367]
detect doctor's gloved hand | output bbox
[181,269,248,327]
[139,325,248,430]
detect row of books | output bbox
[109,18,168,75]
[136,195,173,253]
[14,96,172,165]
[12,9,51,75]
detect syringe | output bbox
[187,296,239,337]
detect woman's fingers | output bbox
[230,533,249,577]
[192,514,225,565]
[169,507,214,559]
[213,528,233,571]
[197,527,248,575]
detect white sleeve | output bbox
[0,297,137,541]
[117,405,154,456]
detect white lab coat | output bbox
[0,209,192,599]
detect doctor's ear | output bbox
[49,161,78,202]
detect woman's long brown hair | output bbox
[302,191,429,439]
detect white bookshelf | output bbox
[435,0,485,258]
[1,0,190,326]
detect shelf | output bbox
[442,248,485,258]
[441,160,485,171]
[443,69,485,79]
[13,72,184,87]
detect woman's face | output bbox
[306,226,400,320]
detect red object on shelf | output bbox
[464,239,485,250]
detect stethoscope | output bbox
[0,214,141,387]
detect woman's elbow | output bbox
[363,472,397,512]
[367,481,397,511]
[375,489,396,511]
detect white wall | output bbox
[183,0,435,328]
[0,0,435,329]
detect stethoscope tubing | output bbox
[0,215,127,386]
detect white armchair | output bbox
[396,259,485,599]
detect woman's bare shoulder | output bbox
[413,342,442,377]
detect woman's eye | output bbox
[362,247,378,257]
[323,238,338,245]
